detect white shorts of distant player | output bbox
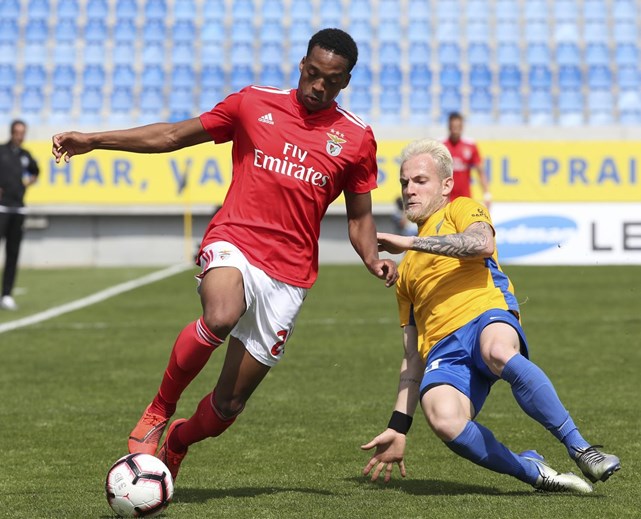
[197,241,307,367]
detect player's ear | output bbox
[341,72,351,89]
[442,176,454,196]
[299,57,306,74]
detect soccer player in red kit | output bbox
[442,112,491,208]
[51,29,397,481]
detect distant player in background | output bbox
[0,120,39,311]
[443,112,491,209]
[361,138,620,493]
[52,28,397,481]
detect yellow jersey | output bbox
[396,197,519,360]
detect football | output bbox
[105,453,174,518]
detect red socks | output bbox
[149,318,223,417]
[170,391,238,453]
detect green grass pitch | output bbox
[0,265,639,518]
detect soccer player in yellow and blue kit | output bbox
[361,138,620,493]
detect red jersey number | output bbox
[271,330,289,356]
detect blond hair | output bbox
[400,138,453,180]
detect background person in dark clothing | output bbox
[0,120,39,310]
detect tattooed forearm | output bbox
[399,377,421,385]
[411,223,493,258]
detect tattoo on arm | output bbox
[412,222,493,258]
[400,377,421,385]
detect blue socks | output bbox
[446,421,540,484]
[501,354,590,457]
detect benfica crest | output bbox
[326,130,346,157]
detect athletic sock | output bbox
[446,421,539,484]
[501,354,590,457]
[170,391,238,452]
[149,318,224,417]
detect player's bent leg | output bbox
[573,445,621,483]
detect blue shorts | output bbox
[419,309,529,416]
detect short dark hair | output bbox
[307,28,358,72]
[10,119,26,133]
[448,112,463,123]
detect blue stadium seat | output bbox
[110,87,134,118]
[618,91,641,124]
[260,42,283,66]
[49,87,74,124]
[528,89,553,126]
[497,43,520,66]
[260,65,284,87]
[613,0,635,22]
[585,43,610,66]
[408,0,429,20]
[554,0,578,21]
[379,42,402,66]
[349,88,372,117]
[379,0,400,21]
[288,41,308,67]
[525,21,549,44]
[83,65,105,88]
[22,42,47,65]
[141,65,164,88]
[202,0,225,22]
[379,20,402,44]
[114,19,137,43]
[138,87,164,122]
[617,66,641,91]
[199,88,224,113]
[408,42,430,66]
[172,42,195,65]
[0,43,17,65]
[558,90,584,126]
[558,65,582,90]
[587,90,613,125]
[498,89,523,124]
[232,0,254,21]
[436,0,459,21]
[439,65,462,89]
[0,87,13,115]
[495,21,519,43]
[80,87,103,123]
[587,65,612,90]
[319,0,342,25]
[528,65,552,90]
[469,65,492,89]
[201,65,225,89]
[171,65,195,89]
[231,20,253,44]
[231,42,253,66]
[615,44,639,67]
[173,20,196,44]
[201,19,225,45]
[468,43,490,66]
[145,0,167,20]
[408,20,430,43]
[583,0,607,21]
[409,65,432,88]
[583,21,609,44]
[115,0,137,19]
[21,86,44,115]
[495,0,519,21]
[437,21,460,43]
[350,20,373,43]
[23,64,46,89]
[349,0,371,22]
[143,20,166,44]
[0,0,20,19]
[379,86,402,123]
[113,64,136,89]
[467,21,489,44]
[83,42,105,65]
[380,64,403,88]
[28,0,49,19]
[290,0,312,21]
[612,21,637,44]
[0,20,19,44]
[0,65,16,89]
[439,88,462,122]
[261,21,285,44]
[262,0,283,21]
[85,0,108,19]
[113,41,136,65]
[351,65,372,89]
[168,88,193,120]
[57,0,78,18]
[438,43,461,66]
[524,0,547,21]
[173,0,195,21]
[409,88,431,123]
[84,19,108,44]
[556,43,580,67]
[25,19,48,43]
[468,88,493,124]
[201,41,225,66]
[290,20,313,45]
[498,65,521,89]
[231,65,254,91]
[526,43,550,66]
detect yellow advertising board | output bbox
[25,140,641,206]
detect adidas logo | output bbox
[258,113,274,124]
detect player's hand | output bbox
[52,132,93,163]
[377,232,413,255]
[361,428,407,483]
[369,258,398,287]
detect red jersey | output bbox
[198,86,378,289]
[442,137,482,200]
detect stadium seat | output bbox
[260,42,283,66]
[495,0,518,21]
[25,19,48,43]
[319,0,342,26]
[408,42,430,66]
[144,0,167,20]
[49,87,74,124]
[379,42,401,66]
[585,43,610,66]
[380,64,403,88]
[409,65,432,89]
[0,43,17,65]
[85,19,109,44]
[143,19,166,44]
[168,88,193,121]
[498,89,523,124]
[110,87,134,120]
[469,65,492,89]
[379,20,402,44]
[583,0,607,21]
[498,65,521,89]
[142,42,165,66]
[613,0,636,22]
[408,88,431,124]
[615,44,639,67]
[378,0,400,21]
[201,65,225,90]
[138,87,164,122]
[554,0,578,21]
[349,0,371,22]
[0,0,20,19]
[28,0,49,19]
[437,21,460,43]
[408,21,431,43]
[290,20,313,45]
[468,88,493,124]
[52,65,75,89]
[558,89,584,126]
[378,86,402,123]
[468,43,490,66]
[528,89,553,126]
[173,0,195,21]
[583,21,609,44]
[85,0,108,19]
[495,21,519,44]
[290,0,312,21]
[172,42,195,65]
[202,0,225,22]
[439,65,462,89]
[171,65,195,89]
[22,42,47,65]
[56,0,78,18]
[497,43,520,66]
[0,65,16,89]
[113,64,136,89]
[23,65,46,89]
[261,21,285,44]
[525,21,549,44]
[408,0,430,20]
[467,21,489,44]
[173,20,196,44]
[231,42,253,66]
[113,41,136,65]
[612,21,637,44]
[83,65,106,88]
[199,88,224,113]
[350,20,373,43]
[231,0,254,21]
[201,19,225,45]
[587,65,612,90]
[83,42,105,65]
[617,66,641,91]
[0,20,19,45]
[288,41,307,67]
[260,65,284,87]
[115,0,137,19]
[556,43,581,67]
[524,0,547,21]
[439,88,462,122]
[558,65,582,90]
[231,65,254,91]
[528,65,552,90]
[618,91,641,124]
[262,0,283,21]
[526,43,550,66]
[231,20,254,44]
[80,87,103,122]
[587,90,614,125]
[347,88,371,118]
[0,87,13,116]
[114,19,137,43]
[141,65,164,88]
[438,43,461,66]
[350,65,372,89]
[21,86,44,115]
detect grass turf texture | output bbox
[0,265,638,518]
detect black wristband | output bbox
[387,411,413,435]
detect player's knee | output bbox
[202,309,239,338]
[482,341,519,377]
[212,392,245,419]
[425,409,466,442]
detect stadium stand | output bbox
[0,0,639,126]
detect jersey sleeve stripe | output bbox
[335,106,367,129]
[251,86,292,95]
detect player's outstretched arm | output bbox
[52,118,211,163]
[361,429,407,483]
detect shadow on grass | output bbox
[174,485,333,503]
[347,476,604,498]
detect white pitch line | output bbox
[0,263,192,335]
